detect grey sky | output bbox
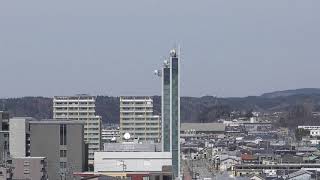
[0,0,319,98]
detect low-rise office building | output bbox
[30,120,87,180]
[12,157,48,180]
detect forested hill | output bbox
[2,88,320,127]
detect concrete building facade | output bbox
[9,117,34,158]
[30,120,87,180]
[0,111,9,162]
[119,96,161,143]
[12,157,48,180]
[53,95,102,164]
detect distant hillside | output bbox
[2,88,320,127]
[261,88,320,98]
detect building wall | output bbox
[170,51,180,179]
[94,152,171,173]
[120,96,161,143]
[0,112,5,161]
[30,121,85,180]
[162,66,171,152]
[12,157,47,180]
[53,95,102,164]
[9,117,32,157]
[1,112,10,161]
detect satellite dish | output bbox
[124,133,131,140]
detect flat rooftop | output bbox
[181,123,225,132]
[30,119,85,124]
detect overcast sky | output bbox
[0,0,319,98]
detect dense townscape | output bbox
[0,49,320,180]
[1,1,319,179]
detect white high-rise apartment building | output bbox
[53,95,102,164]
[120,96,161,143]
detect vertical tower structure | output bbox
[161,48,181,179]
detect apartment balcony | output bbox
[54,104,95,108]
[120,104,153,108]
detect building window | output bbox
[143,177,150,180]
[60,162,67,169]
[24,169,30,174]
[24,161,30,166]
[60,124,67,145]
[60,150,67,157]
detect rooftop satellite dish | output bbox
[124,133,131,140]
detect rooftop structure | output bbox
[103,143,162,152]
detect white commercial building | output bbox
[94,152,171,173]
[120,96,161,143]
[53,95,102,164]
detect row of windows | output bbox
[127,133,159,136]
[121,107,153,110]
[55,102,94,105]
[121,112,154,115]
[121,101,152,105]
[121,118,159,121]
[84,128,100,131]
[84,133,100,136]
[122,128,159,131]
[55,107,94,110]
[55,113,95,116]
[122,123,160,126]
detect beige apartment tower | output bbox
[120,96,161,143]
[53,95,102,165]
